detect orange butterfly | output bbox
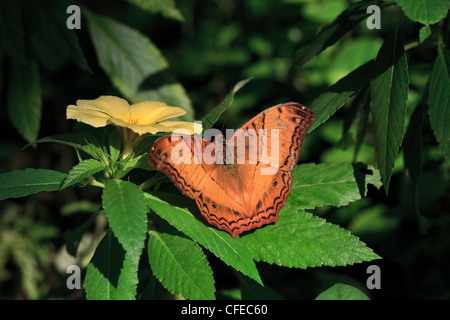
[148,103,315,237]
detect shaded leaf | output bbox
[428,46,450,163]
[289,163,382,210]
[66,214,98,257]
[237,273,283,300]
[419,25,432,44]
[102,180,148,266]
[85,10,193,120]
[0,0,25,63]
[315,283,370,300]
[292,0,384,69]
[370,29,409,193]
[147,228,215,299]
[85,230,138,300]
[27,0,89,71]
[7,59,42,143]
[397,0,450,25]
[0,169,67,201]
[202,78,252,131]
[309,61,374,132]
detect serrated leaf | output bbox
[145,192,262,284]
[28,0,89,71]
[66,214,97,257]
[85,230,138,300]
[147,228,215,300]
[32,133,105,160]
[370,29,409,193]
[0,0,25,63]
[428,47,450,163]
[126,0,184,21]
[315,283,370,300]
[85,10,193,120]
[292,0,384,69]
[241,203,380,269]
[0,168,67,201]
[309,61,374,132]
[289,163,382,210]
[102,180,148,266]
[237,273,283,300]
[60,159,106,190]
[397,0,450,25]
[419,25,432,44]
[202,78,252,131]
[7,59,42,143]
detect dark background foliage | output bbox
[0,0,449,299]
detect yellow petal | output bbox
[158,121,203,134]
[129,101,186,125]
[108,118,169,135]
[75,96,131,121]
[67,105,111,127]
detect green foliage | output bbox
[0,169,67,201]
[147,228,215,300]
[370,28,409,192]
[428,46,450,163]
[0,0,449,301]
[315,283,369,300]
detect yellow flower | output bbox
[67,96,201,158]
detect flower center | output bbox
[128,117,139,125]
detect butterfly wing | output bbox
[218,102,315,236]
[148,102,315,237]
[148,134,214,199]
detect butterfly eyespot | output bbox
[256,200,262,210]
[211,202,217,210]
[272,179,279,188]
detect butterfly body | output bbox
[149,103,315,237]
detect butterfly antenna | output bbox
[220,85,233,133]
[193,101,212,128]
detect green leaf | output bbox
[85,230,138,300]
[315,283,370,300]
[126,0,184,21]
[292,0,384,69]
[428,47,450,163]
[238,274,283,300]
[202,78,252,131]
[147,228,215,300]
[397,0,450,25]
[66,214,98,257]
[60,159,107,190]
[289,163,382,210]
[309,61,374,132]
[145,192,262,284]
[419,25,432,43]
[33,133,105,160]
[7,59,42,143]
[0,168,67,201]
[0,0,25,63]
[241,203,380,269]
[85,10,193,120]
[102,180,148,266]
[28,0,90,71]
[370,29,409,193]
